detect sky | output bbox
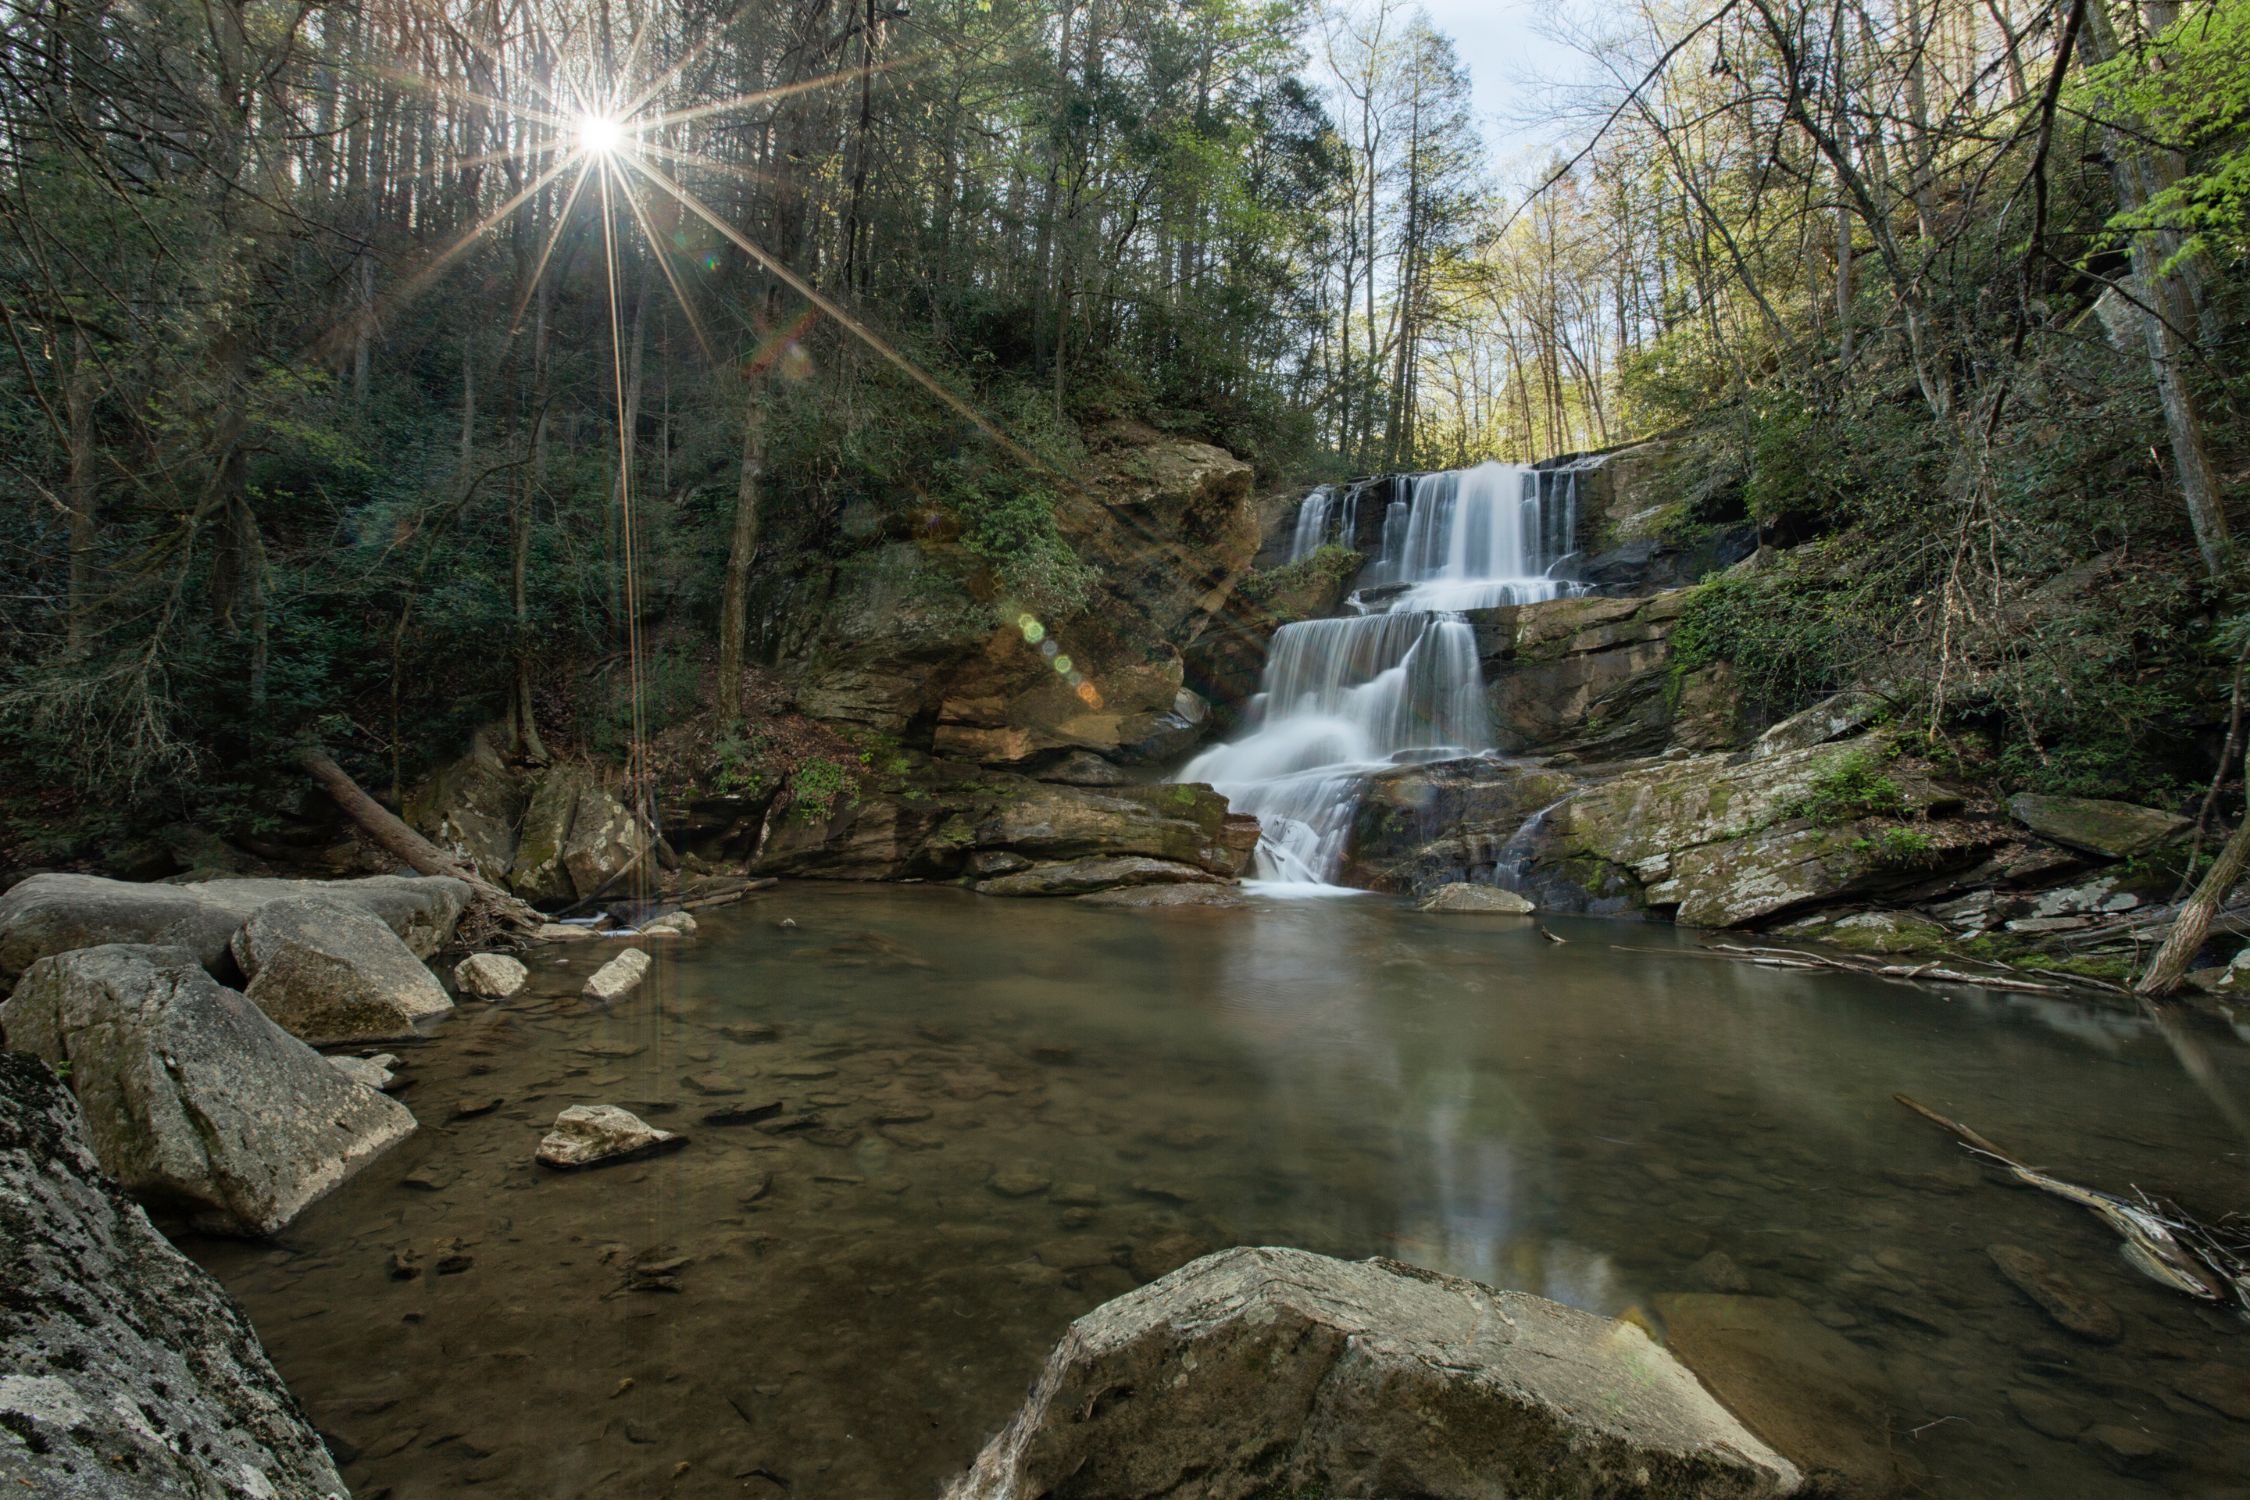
[1415,0,1602,176]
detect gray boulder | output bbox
[2006,793,2189,859]
[1,944,416,1235]
[454,951,529,998]
[581,947,651,1002]
[975,855,1229,898]
[536,1103,682,1168]
[231,895,454,1045]
[0,871,471,983]
[946,1246,1802,1500]
[509,764,649,904]
[1418,882,1536,914]
[0,1050,349,1499]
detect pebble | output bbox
[1051,1182,1103,1208]
[776,1063,838,1081]
[700,1100,785,1127]
[449,1095,505,1120]
[683,1071,747,1096]
[989,1165,1053,1199]
[2172,1362,2250,1422]
[878,1126,943,1151]
[2082,1422,2168,1473]
[1986,1244,2122,1343]
[2006,1386,2089,1440]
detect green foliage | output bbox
[2090,3,2250,268]
[788,756,859,825]
[939,456,1100,618]
[588,648,704,761]
[1784,750,1906,827]
[710,726,778,798]
[1851,826,1941,870]
[1669,568,1851,718]
[1235,544,1362,619]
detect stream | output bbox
[183,884,2250,1498]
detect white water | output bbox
[1185,461,1584,886]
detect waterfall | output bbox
[1184,461,1583,887]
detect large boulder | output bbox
[975,856,1228,898]
[1523,736,1987,925]
[1341,757,1580,897]
[1418,882,1536,914]
[0,1050,349,1498]
[0,944,415,1235]
[229,895,454,1044]
[403,730,528,884]
[509,764,650,905]
[973,783,1251,875]
[2006,793,2189,859]
[1057,427,1260,645]
[0,871,471,983]
[947,1246,1801,1499]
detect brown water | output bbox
[187,884,2250,1499]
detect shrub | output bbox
[1784,749,1906,826]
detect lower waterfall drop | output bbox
[1184,460,1582,887]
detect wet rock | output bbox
[449,1095,505,1120]
[776,1062,837,1081]
[0,871,471,982]
[948,1247,1801,1500]
[534,1105,684,1169]
[1077,882,1250,909]
[2007,793,2188,859]
[1653,1292,1902,1498]
[879,1125,944,1150]
[683,1070,745,1096]
[1035,750,1133,787]
[1986,1244,2121,1343]
[454,952,529,999]
[1127,1231,1215,1283]
[231,895,454,1045]
[582,947,651,1002]
[1052,1182,1103,1208]
[1689,1250,1752,1294]
[989,1164,1053,1198]
[976,855,1229,898]
[700,1100,785,1127]
[1,944,416,1236]
[1417,882,1536,914]
[328,1054,397,1091]
[2006,1387,2090,1441]
[2082,1422,2168,1474]
[640,909,697,937]
[1778,909,1952,957]
[0,1051,350,1499]
[2172,1362,2250,1422]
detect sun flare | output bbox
[578,112,626,156]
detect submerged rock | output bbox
[1653,1293,1902,1498]
[1078,883,1250,910]
[0,1051,349,1499]
[231,894,454,1044]
[1986,1244,2121,1343]
[0,871,471,983]
[0,944,416,1236]
[948,1246,1802,1500]
[1417,882,1536,914]
[536,1104,683,1169]
[454,951,529,998]
[582,947,651,1002]
[2006,793,2188,859]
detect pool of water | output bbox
[187,884,2250,1499]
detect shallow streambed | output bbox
[188,884,2250,1499]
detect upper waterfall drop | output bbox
[1183,460,1584,888]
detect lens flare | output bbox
[579,113,626,155]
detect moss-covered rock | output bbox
[2005,793,2189,859]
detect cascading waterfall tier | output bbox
[1186,460,1583,887]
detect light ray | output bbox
[608,160,720,366]
[638,50,932,133]
[634,136,782,191]
[376,65,575,131]
[510,155,598,334]
[391,149,580,308]
[623,153,1075,489]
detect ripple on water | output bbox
[183,883,2250,1499]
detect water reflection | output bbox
[186,886,2250,1500]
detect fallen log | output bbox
[299,746,541,936]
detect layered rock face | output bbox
[0,1050,349,1499]
[1,944,415,1235]
[948,1246,1802,1500]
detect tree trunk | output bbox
[300,747,539,928]
[2136,754,2250,996]
[715,375,768,724]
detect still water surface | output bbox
[189,884,2250,1498]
